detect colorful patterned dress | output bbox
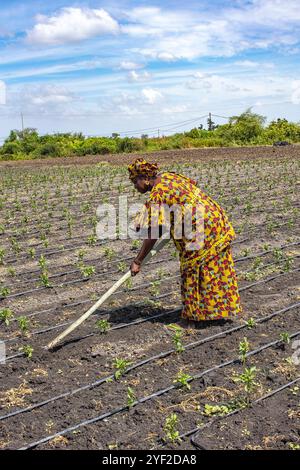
[138,172,242,321]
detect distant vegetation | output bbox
[1,109,299,161]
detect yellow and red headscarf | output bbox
[128,158,159,181]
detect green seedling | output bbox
[169,324,185,353]
[77,249,86,261]
[113,358,132,380]
[87,234,97,246]
[0,286,10,298]
[104,247,115,260]
[95,319,111,334]
[0,308,14,326]
[7,267,16,277]
[280,332,291,344]
[28,248,36,259]
[233,366,259,401]
[163,413,181,443]
[126,387,136,408]
[40,271,52,288]
[0,248,5,265]
[117,261,127,273]
[202,404,231,417]
[21,345,34,359]
[124,277,133,290]
[131,240,141,250]
[173,371,193,390]
[149,280,161,296]
[17,316,29,334]
[245,318,256,329]
[288,443,300,450]
[239,337,250,364]
[80,264,95,278]
[38,255,47,270]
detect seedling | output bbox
[124,277,133,290]
[28,248,36,259]
[7,267,16,277]
[239,337,250,364]
[38,255,47,271]
[173,371,193,390]
[288,443,300,450]
[95,319,111,334]
[113,358,132,380]
[77,249,86,262]
[0,248,5,265]
[163,413,181,443]
[233,366,259,403]
[117,261,127,273]
[40,271,52,288]
[17,316,29,334]
[0,308,14,326]
[87,235,97,246]
[131,240,141,250]
[104,247,115,260]
[245,318,256,329]
[21,345,34,359]
[79,264,95,278]
[149,280,161,296]
[202,404,231,417]
[0,286,10,298]
[280,332,291,344]
[169,324,185,353]
[126,387,136,408]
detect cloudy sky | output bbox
[0,0,299,140]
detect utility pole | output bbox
[157,128,160,138]
[21,112,24,135]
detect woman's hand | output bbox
[130,260,141,276]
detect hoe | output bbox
[46,236,169,350]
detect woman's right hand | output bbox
[130,261,141,276]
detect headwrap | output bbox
[128,158,159,181]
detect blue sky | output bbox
[0,0,300,139]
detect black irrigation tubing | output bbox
[2,168,292,207]
[2,301,300,423]
[3,246,300,338]
[2,178,298,241]
[3,258,300,346]
[2,239,300,300]
[174,376,300,447]
[3,166,297,212]
[3,206,299,263]
[3,232,299,290]
[3,193,299,248]
[16,328,300,451]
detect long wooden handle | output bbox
[46,237,169,350]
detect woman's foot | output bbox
[177,318,197,329]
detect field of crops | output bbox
[0,147,299,450]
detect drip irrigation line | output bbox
[190,375,300,449]
[16,328,300,450]
[2,239,299,300]
[170,376,300,447]
[3,250,299,351]
[2,301,299,422]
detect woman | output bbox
[128,158,242,326]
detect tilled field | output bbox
[0,148,299,450]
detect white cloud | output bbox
[291,80,300,104]
[119,60,144,70]
[141,88,163,104]
[27,7,119,45]
[127,70,152,82]
[162,105,188,114]
[18,85,76,111]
